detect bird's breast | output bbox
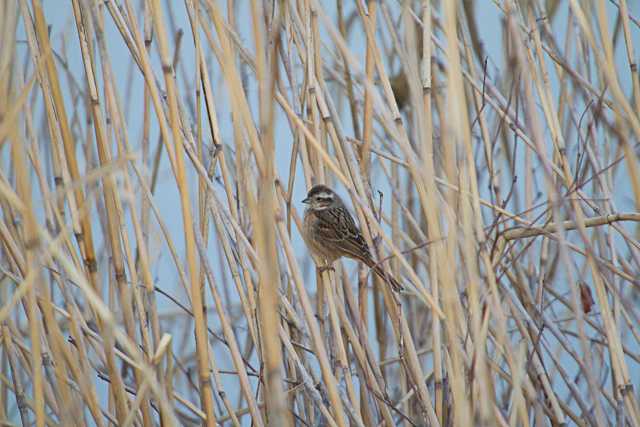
[303,209,336,262]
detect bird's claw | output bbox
[318,265,335,274]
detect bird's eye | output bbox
[317,196,332,202]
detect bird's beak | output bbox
[302,197,311,204]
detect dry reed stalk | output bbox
[1,1,640,426]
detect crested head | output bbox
[302,184,339,210]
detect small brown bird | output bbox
[302,185,403,292]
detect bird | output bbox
[301,184,403,292]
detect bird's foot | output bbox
[318,265,335,274]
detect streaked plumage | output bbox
[302,185,403,292]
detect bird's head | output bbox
[302,185,338,211]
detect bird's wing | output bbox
[315,206,403,291]
[314,206,373,262]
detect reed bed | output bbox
[1,0,639,425]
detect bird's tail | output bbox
[369,262,404,292]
